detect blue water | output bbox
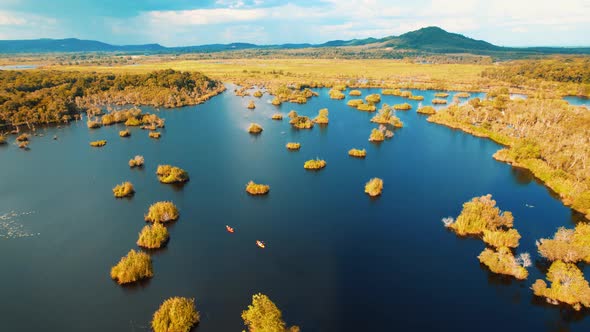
[0,86,588,331]
[0,65,38,70]
[564,96,590,108]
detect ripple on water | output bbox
[0,211,40,239]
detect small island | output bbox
[113,181,135,198]
[253,90,263,98]
[110,249,153,284]
[152,297,200,332]
[537,223,590,263]
[286,142,301,150]
[432,98,448,105]
[348,148,366,158]
[417,106,436,115]
[90,140,107,147]
[137,223,169,249]
[455,92,471,98]
[290,115,314,129]
[365,94,381,103]
[409,95,425,101]
[364,178,383,196]
[349,90,362,96]
[156,165,189,183]
[313,108,329,124]
[248,123,264,134]
[119,129,131,137]
[271,113,283,120]
[434,92,449,98]
[304,158,326,170]
[478,247,529,280]
[145,201,179,223]
[246,181,270,195]
[149,131,161,139]
[87,119,102,129]
[242,293,300,332]
[129,155,144,168]
[371,104,403,127]
[393,103,412,111]
[16,133,29,142]
[443,195,514,236]
[532,260,590,311]
[247,101,256,109]
[329,89,345,100]
[0,135,6,145]
[368,128,385,142]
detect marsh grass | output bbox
[349,90,362,96]
[432,98,448,105]
[365,94,381,103]
[393,103,412,111]
[290,116,314,129]
[247,100,256,109]
[417,106,436,115]
[148,131,161,139]
[119,129,131,137]
[313,108,329,124]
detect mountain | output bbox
[0,27,588,57]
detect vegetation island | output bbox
[242,293,300,332]
[137,223,169,249]
[289,114,314,129]
[349,148,366,158]
[110,249,153,284]
[145,201,179,223]
[152,297,200,332]
[432,98,448,105]
[364,178,383,196]
[532,260,590,311]
[89,140,107,147]
[119,129,131,137]
[393,103,412,111]
[248,123,263,134]
[129,155,144,168]
[247,101,256,109]
[304,158,326,170]
[113,181,135,198]
[371,104,403,127]
[313,108,329,124]
[349,90,362,96]
[272,113,283,120]
[148,131,161,139]
[329,89,345,100]
[246,181,270,195]
[417,106,436,115]
[286,142,301,150]
[156,165,189,184]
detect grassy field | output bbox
[49,58,489,86]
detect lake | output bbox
[0,86,588,331]
[564,96,590,108]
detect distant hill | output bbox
[0,27,588,57]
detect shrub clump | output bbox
[253,90,263,98]
[286,142,300,150]
[125,117,142,126]
[417,106,436,115]
[432,98,448,105]
[90,140,107,147]
[365,94,381,103]
[145,201,179,223]
[156,165,189,184]
[110,249,153,284]
[445,194,514,236]
[272,97,282,106]
[290,116,314,129]
[113,181,135,198]
[537,223,590,263]
[329,89,345,100]
[16,133,29,141]
[152,297,200,332]
[271,113,283,120]
[246,181,270,195]
[478,247,529,280]
[129,155,144,168]
[409,95,425,101]
[356,102,377,112]
[347,99,364,107]
[242,293,300,332]
[349,90,362,96]
[369,128,385,142]
[483,229,521,248]
[365,178,383,197]
[532,260,590,311]
[393,103,412,111]
[371,104,403,127]
[248,123,263,134]
[149,131,161,139]
[382,89,402,96]
[348,148,366,158]
[287,110,298,118]
[137,223,169,249]
[455,92,471,98]
[247,101,256,109]
[119,129,131,137]
[313,108,329,124]
[435,92,449,98]
[304,158,326,170]
[87,120,102,129]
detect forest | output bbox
[0,69,223,129]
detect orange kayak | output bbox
[226,225,234,233]
[256,240,265,249]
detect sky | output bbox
[0,0,589,47]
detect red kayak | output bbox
[256,240,265,249]
[226,225,234,233]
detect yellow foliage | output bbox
[382,89,402,96]
[125,117,141,126]
[347,99,364,107]
[156,165,189,183]
[417,106,436,115]
[365,178,383,196]
[119,129,131,137]
[248,123,263,134]
[113,181,135,198]
[271,113,283,120]
[349,90,362,96]
[129,155,144,167]
[246,181,270,195]
[145,201,179,223]
[247,100,256,109]
[290,116,314,129]
[304,158,326,170]
[253,90,263,98]
[393,103,412,110]
[432,98,448,104]
[87,120,101,129]
[435,92,449,98]
[483,229,521,248]
[448,194,514,236]
[110,249,153,284]
[365,94,381,103]
[137,223,169,249]
[478,247,528,280]
[369,128,385,142]
[152,297,200,332]
[348,148,366,158]
[537,223,590,263]
[329,89,345,100]
[148,131,161,139]
[89,140,107,147]
[286,142,301,150]
[242,293,299,332]
[313,108,329,124]
[532,260,590,310]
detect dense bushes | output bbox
[145,201,179,223]
[156,165,189,184]
[537,223,590,263]
[152,297,200,332]
[148,131,161,139]
[365,178,383,196]
[290,116,314,129]
[113,182,135,198]
[313,108,329,124]
[242,293,300,332]
[246,181,270,195]
[90,140,107,147]
[393,103,412,111]
[349,90,362,96]
[129,155,144,168]
[417,106,436,115]
[482,229,521,248]
[445,195,514,236]
[532,260,590,311]
[365,94,381,103]
[304,159,326,170]
[478,247,529,280]
[349,148,366,158]
[272,113,283,120]
[248,123,263,134]
[329,89,345,99]
[110,249,153,284]
[286,142,300,150]
[119,129,130,137]
[137,223,169,249]
[369,128,385,142]
[247,101,256,109]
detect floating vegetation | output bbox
[369,128,385,142]
[313,108,329,124]
[356,102,377,112]
[432,98,448,105]
[246,181,270,195]
[532,260,590,311]
[152,297,200,332]
[393,103,412,111]
[455,92,471,98]
[482,229,521,248]
[536,223,590,263]
[242,293,300,332]
[365,94,381,103]
[271,97,282,106]
[253,90,263,98]
[87,120,102,129]
[18,141,29,149]
[149,131,161,139]
[445,195,514,236]
[137,223,169,249]
[382,89,402,96]
[348,148,366,158]
[478,247,529,280]
[0,211,39,239]
[347,99,364,107]
[16,133,29,142]
[304,158,326,170]
[365,178,383,197]
[156,165,189,184]
[129,155,144,168]
[271,113,283,120]
[247,101,256,109]
[290,116,314,129]
[248,123,263,134]
[125,117,142,126]
[287,110,298,119]
[113,181,135,198]
[119,129,131,137]
[409,95,425,101]
[371,104,403,128]
[110,249,153,285]
[417,106,436,115]
[145,201,179,223]
[435,92,449,98]
[90,140,107,147]
[349,90,362,96]
[286,142,301,150]
[329,89,345,100]
[141,114,165,129]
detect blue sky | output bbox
[0,0,588,47]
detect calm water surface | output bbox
[0,86,588,331]
[564,96,589,108]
